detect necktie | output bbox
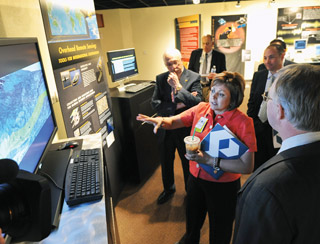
[201,53,208,83]
[258,75,275,123]
[273,129,282,148]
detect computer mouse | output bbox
[58,141,79,150]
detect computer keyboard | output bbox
[64,148,103,206]
[125,82,153,93]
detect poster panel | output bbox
[39,0,114,147]
[212,15,247,75]
[40,0,100,43]
[277,6,320,45]
[175,14,201,67]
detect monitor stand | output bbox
[37,149,73,228]
[117,78,136,92]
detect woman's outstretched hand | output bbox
[136,114,162,134]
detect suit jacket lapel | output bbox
[210,50,216,69]
[196,49,202,71]
[180,69,188,86]
[258,70,269,94]
[163,71,172,95]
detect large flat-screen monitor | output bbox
[106,48,139,86]
[0,38,57,174]
[0,37,57,241]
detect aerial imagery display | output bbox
[0,62,51,165]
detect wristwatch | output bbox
[175,85,182,91]
[213,157,221,174]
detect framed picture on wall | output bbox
[212,15,247,75]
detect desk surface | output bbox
[36,134,108,244]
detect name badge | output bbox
[195,117,208,133]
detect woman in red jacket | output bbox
[137,71,257,244]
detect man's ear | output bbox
[277,103,286,120]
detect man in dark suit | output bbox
[188,34,226,101]
[233,64,320,244]
[151,48,202,204]
[247,44,285,170]
[258,39,295,71]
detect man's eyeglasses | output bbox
[262,93,272,102]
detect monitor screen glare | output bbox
[0,38,57,174]
[316,45,320,57]
[294,39,307,50]
[107,48,138,83]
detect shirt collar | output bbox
[213,109,237,121]
[268,70,279,79]
[202,49,213,57]
[278,131,320,153]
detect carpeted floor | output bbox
[114,152,250,244]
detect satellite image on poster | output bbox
[212,15,247,74]
[212,15,246,54]
[40,0,115,147]
[40,0,99,43]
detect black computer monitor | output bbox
[106,48,139,87]
[0,37,57,174]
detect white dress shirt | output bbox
[278,132,320,153]
[199,50,213,75]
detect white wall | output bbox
[97,0,320,88]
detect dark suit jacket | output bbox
[257,59,295,71]
[151,68,202,117]
[188,48,226,74]
[247,69,269,134]
[247,69,278,169]
[233,140,320,244]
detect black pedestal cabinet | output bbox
[110,81,160,183]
